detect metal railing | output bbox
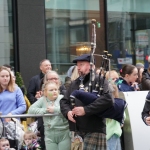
[0,113,60,118]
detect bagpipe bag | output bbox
[71,90,127,124]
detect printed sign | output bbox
[117,57,132,64]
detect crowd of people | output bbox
[0,55,150,150]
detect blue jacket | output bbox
[115,77,135,92]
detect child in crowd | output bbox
[28,82,71,150]
[20,131,41,150]
[0,138,15,150]
[106,70,124,150]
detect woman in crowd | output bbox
[115,64,138,91]
[28,81,71,150]
[36,70,61,99]
[0,66,26,118]
[0,66,26,147]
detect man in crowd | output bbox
[27,59,52,104]
[60,54,114,150]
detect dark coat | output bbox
[27,72,44,104]
[141,69,150,91]
[141,91,150,125]
[60,73,113,134]
[115,77,135,92]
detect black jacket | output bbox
[60,73,113,134]
[27,72,44,104]
[141,91,150,125]
[141,69,150,91]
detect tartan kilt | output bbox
[83,133,106,150]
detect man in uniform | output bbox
[60,54,113,150]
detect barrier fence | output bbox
[0,113,60,118]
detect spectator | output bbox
[96,68,100,75]
[2,65,16,84]
[115,64,138,149]
[2,64,13,72]
[106,70,123,150]
[0,66,26,148]
[27,59,51,104]
[59,76,71,95]
[27,59,51,150]
[60,54,113,150]
[28,82,71,150]
[0,138,15,150]
[115,64,138,91]
[43,70,64,94]
[136,66,144,90]
[136,63,144,69]
[0,66,26,117]
[141,56,150,90]
[20,130,41,150]
[35,70,64,150]
[106,70,119,83]
[66,65,75,78]
[10,71,16,84]
[70,65,79,81]
[60,66,79,95]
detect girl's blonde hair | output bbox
[112,84,119,98]
[43,81,59,96]
[105,70,119,81]
[0,66,15,93]
[24,131,37,140]
[0,138,9,144]
[105,70,119,98]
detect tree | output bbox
[15,72,27,95]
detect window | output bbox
[0,0,14,68]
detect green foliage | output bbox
[16,72,24,87]
[15,72,27,95]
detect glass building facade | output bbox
[1,0,150,81]
[45,0,150,76]
[107,0,150,71]
[0,0,14,67]
[45,0,103,80]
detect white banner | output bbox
[121,91,150,150]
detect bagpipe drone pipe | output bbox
[70,19,127,125]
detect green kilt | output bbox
[83,132,106,150]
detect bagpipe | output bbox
[70,19,127,125]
